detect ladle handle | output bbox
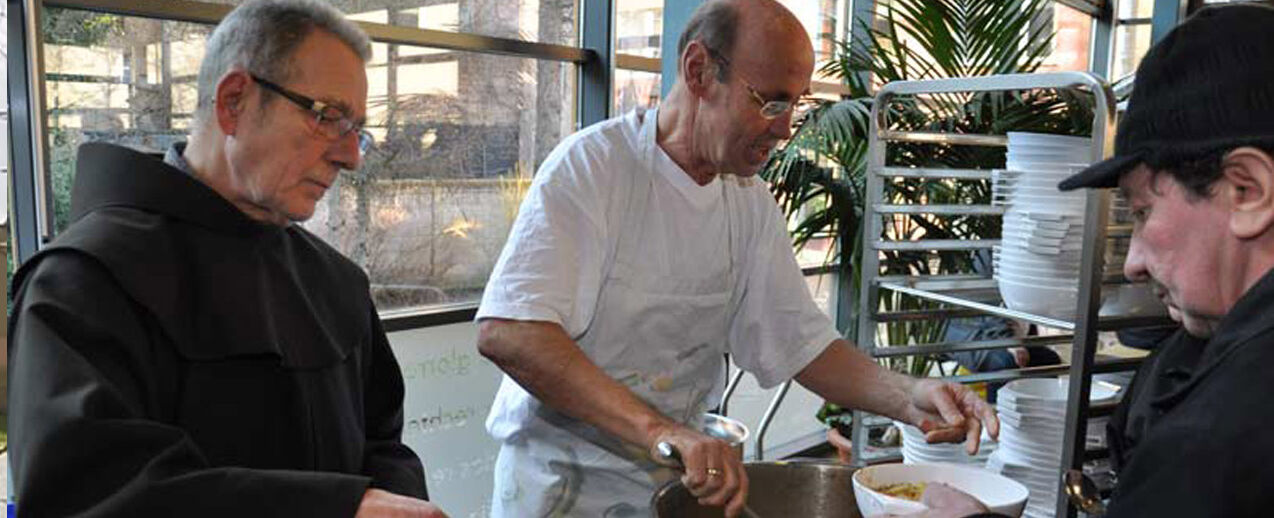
[654,441,684,468]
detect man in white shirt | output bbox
[475,1,999,516]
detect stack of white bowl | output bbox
[895,421,996,467]
[992,132,1134,319]
[985,378,1117,518]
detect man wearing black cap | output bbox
[1054,2,1274,516]
[924,3,1274,517]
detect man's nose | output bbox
[1122,235,1149,282]
[329,130,362,171]
[770,110,794,140]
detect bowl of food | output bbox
[852,463,1029,518]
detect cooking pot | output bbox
[651,460,861,517]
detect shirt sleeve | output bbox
[360,307,429,499]
[475,145,610,338]
[9,252,371,517]
[727,192,841,388]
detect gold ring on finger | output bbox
[706,468,722,477]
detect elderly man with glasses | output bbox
[474,1,998,516]
[8,1,446,517]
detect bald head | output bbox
[658,0,816,183]
[677,0,813,81]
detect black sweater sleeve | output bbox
[359,306,428,498]
[9,252,371,517]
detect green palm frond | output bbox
[761,0,1094,346]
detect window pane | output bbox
[1117,0,1154,19]
[778,0,847,71]
[198,0,580,47]
[804,272,836,318]
[1040,2,1092,72]
[1111,22,1152,79]
[616,0,662,59]
[613,68,660,114]
[41,8,577,313]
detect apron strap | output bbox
[605,109,659,283]
[576,109,659,342]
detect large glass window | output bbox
[1110,0,1154,79]
[613,67,660,114]
[40,5,578,313]
[614,0,663,114]
[1040,2,1093,72]
[616,0,662,58]
[778,0,847,69]
[195,0,580,46]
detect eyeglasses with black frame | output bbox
[250,74,375,154]
[703,46,818,120]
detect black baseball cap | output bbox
[1059,3,1274,191]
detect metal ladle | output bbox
[655,441,762,518]
[1063,469,1106,516]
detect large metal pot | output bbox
[651,460,861,517]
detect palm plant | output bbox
[762,0,1093,380]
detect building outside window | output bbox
[614,0,663,114]
[39,1,578,315]
[1111,0,1155,79]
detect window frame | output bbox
[10,0,1189,329]
[12,0,611,327]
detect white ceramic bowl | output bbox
[995,272,1082,290]
[1001,224,1074,241]
[992,194,1087,213]
[995,184,1088,197]
[1000,378,1119,403]
[994,265,1080,282]
[996,277,1081,318]
[1007,132,1092,149]
[852,463,1030,518]
[1006,151,1094,164]
[994,261,1082,279]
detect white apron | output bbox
[490,110,742,517]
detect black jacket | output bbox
[8,142,426,517]
[1105,268,1274,517]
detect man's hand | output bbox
[792,341,999,455]
[901,379,1000,455]
[649,425,749,518]
[355,489,449,518]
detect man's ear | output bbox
[680,41,719,99]
[1222,146,1274,239]
[214,70,252,136]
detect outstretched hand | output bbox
[900,379,999,455]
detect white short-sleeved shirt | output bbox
[478,109,841,440]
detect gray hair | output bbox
[676,0,739,81]
[194,0,372,124]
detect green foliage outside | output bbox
[755,0,1094,427]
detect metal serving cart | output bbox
[846,71,1170,517]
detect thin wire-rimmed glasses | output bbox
[704,47,818,120]
[251,74,375,154]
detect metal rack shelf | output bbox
[877,281,1174,332]
[851,72,1152,518]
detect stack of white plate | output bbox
[896,421,997,467]
[992,132,1143,319]
[985,378,1118,518]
